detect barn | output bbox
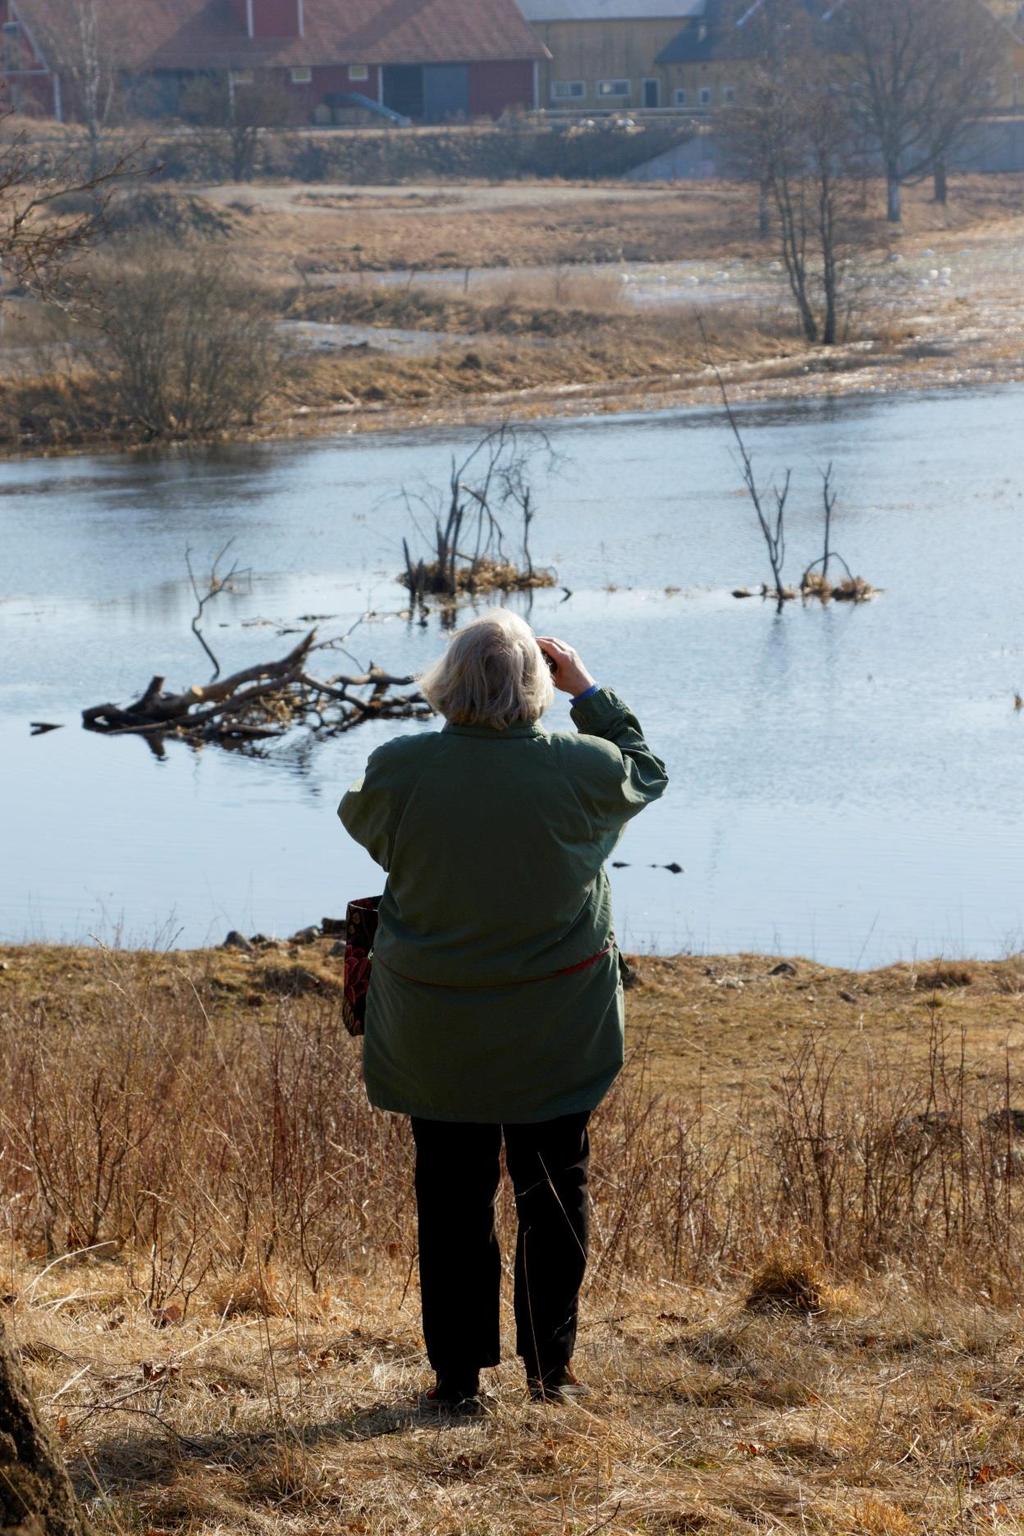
[0,0,547,123]
[518,0,707,113]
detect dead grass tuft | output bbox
[208,1268,289,1320]
[912,964,974,990]
[744,1256,831,1316]
[401,555,556,597]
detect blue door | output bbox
[423,64,470,122]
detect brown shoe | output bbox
[422,1376,487,1417]
[527,1364,590,1404]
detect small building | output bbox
[521,0,1024,120]
[655,4,734,113]
[518,0,708,112]
[0,0,547,124]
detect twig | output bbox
[185,540,248,681]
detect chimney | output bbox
[250,0,303,37]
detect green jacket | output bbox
[338,686,667,1123]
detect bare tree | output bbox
[180,71,295,182]
[76,240,283,439]
[830,0,1001,221]
[0,117,134,295]
[24,0,132,177]
[720,3,865,346]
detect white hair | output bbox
[419,610,554,730]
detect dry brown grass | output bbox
[4,943,1024,1532]
[287,301,795,421]
[220,174,1024,277]
[400,555,557,597]
[0,279,792,451]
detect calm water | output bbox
[2,388,1022,966]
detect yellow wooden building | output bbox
[517,0,709,111]
[518,0,1024,115]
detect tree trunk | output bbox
[886,166,902,223]
[758,179,771,240]
[0,1322,92,1536]
[932,160,948,204]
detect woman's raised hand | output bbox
[537,636,597,698]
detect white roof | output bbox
[517,0,705,20]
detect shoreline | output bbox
[2,343,1023,465]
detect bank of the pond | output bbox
[5,322,1024,464]
[6,171,1024,460]
[5,941,1023,1105]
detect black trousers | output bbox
[410,1112,590,1382]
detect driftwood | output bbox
[82,631,431,755]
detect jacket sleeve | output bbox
[338,746,395,871]
[569,686,668,835]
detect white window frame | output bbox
[674,87,687,106]
[550,79,585,100]
[597,78,630,97]
[642,77,660,107]
[721,83,735,103]
[348,63,369,82]
[698,85,712,107]
[290,66,312,84]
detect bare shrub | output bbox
[399,423,558,603]
[2,954,1023,1310]
[180,72,297,183]
[76,241,283,439]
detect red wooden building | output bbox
[0,0,546,122]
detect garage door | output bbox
[423,65,469,122]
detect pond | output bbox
[1,387,1022,967]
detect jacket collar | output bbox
[442,720,547,740]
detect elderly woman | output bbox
[339,610,666,1413]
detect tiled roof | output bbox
[518,0,704,18]
[13,0,547,71]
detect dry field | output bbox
[3,942,1024,1535]
[201,175,1024,276]
[3,172,1024,452]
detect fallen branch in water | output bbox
[81,631,431,757]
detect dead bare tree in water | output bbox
[800,465,877,602]
[801,465,851,594]
[701,318,875,608]
[702,326,791,612]
[400,423,557,604]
